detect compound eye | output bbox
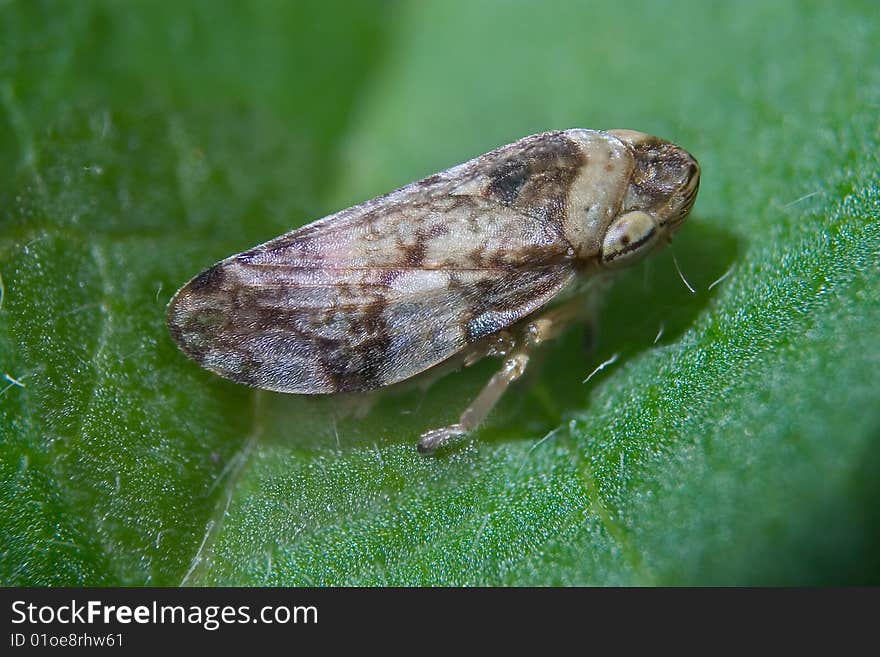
[601,211,659,268]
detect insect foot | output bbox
[417,353,531,455]
[417,424,468,455]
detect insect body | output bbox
[167,129,700,453]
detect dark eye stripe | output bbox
[605,225,657,261]
[682,180,699,212]
[667,181,699,228]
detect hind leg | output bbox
[417,299,585,454]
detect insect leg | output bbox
[417,351,530,454]
[417,298,586,454]
[463,329,516,366]
[522,297,588,346]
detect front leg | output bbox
[417,299,585,454]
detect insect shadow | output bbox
[258,217,741,453]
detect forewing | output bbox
[168,130,588,392]
[167,260,576,393]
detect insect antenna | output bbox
[708,265,734,291]
[582,352,620,384]
[671,246,696,295]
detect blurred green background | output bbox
[1,0,878,585]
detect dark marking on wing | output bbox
[427,222,451,239]
[187,263,226,293]
[464,315,500,342]
[510,133,586,221]
[419,173,443,186]
[378,269,404,287]
[485,160,530,204]
[401,240,427,267]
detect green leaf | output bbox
[2,0,878,585]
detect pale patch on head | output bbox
[560,131,634,259]
[601,210,659,267]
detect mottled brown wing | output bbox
[167,131,586,393]
[167,261,576,393]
